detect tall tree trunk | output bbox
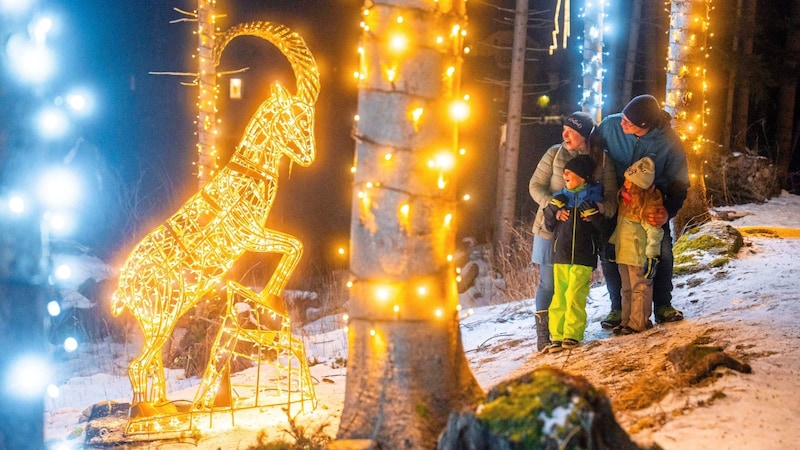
[643,0,668,95]
[339,1,482,448]
[494,0,529,249]
[775,0,800,188]
[666,0,711,235]
[196,0,217,187]
[0,205,47,449]
[722,0,756,151]
[581,0,605,122]
[621,0,643,104]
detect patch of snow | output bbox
[43,191,800,449]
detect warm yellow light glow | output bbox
[385,66,397,82]
[370,329,377,336]
[444,213,453,227]
[343,313,350,321]
[393,305,400,313]
[417,285,428,296]
[462,194,471,201]
[450,100,469,122]
[438,173,447,190]
[411,107,424,130]
[538,95,550,108]
[389,33,409,53]
[112,21,319,421]
[435,308,443,318]
[337,247,346,256]
[434,151,456,171]
[384,152,393,161]
[375,286,392,302]
[192,281,315,416]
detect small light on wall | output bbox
[229,78,242,99]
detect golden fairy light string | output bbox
[549,0,572,55]
[346,1,470,333]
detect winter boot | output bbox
[601,309,622,329]
[535,310,551,352]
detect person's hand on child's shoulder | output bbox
[646,205,668,227]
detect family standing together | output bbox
[528,94,690,353]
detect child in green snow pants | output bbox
[549,263,592,342]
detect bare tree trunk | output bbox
[722,0,756,151]
[643,0,668,95]
[494,0,529,249]
[339,1,482,447]
[722,0,742,151]
[775,0,800,188]
[196,0,217,187]
[665,0,711,235]
[621,0,643,104]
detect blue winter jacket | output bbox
[543,181,605,268]
[595,113,690,218]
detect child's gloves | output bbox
[642,257,659,279]
[550,193,568,209]
[578,201,600,219]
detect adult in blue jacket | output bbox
[595,94,690,326]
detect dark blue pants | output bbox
[601,222,674,311]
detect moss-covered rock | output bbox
[673,221,744,276]
[438,367,645,450]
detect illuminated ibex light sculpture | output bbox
[111,21,319,432]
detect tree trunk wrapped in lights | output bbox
[196,0,218,186]
[339,0,482,447]
[665,0,711,235]
[581,0,604,122]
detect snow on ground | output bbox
[44,191,800,449]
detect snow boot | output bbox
[535,310,551,352]
[601,309,622,329]
[655,305,684,323]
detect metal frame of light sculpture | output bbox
[111,21,320,431]
[192,280,316,412]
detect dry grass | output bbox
[614,370,678,411]
[491,224,538,302]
